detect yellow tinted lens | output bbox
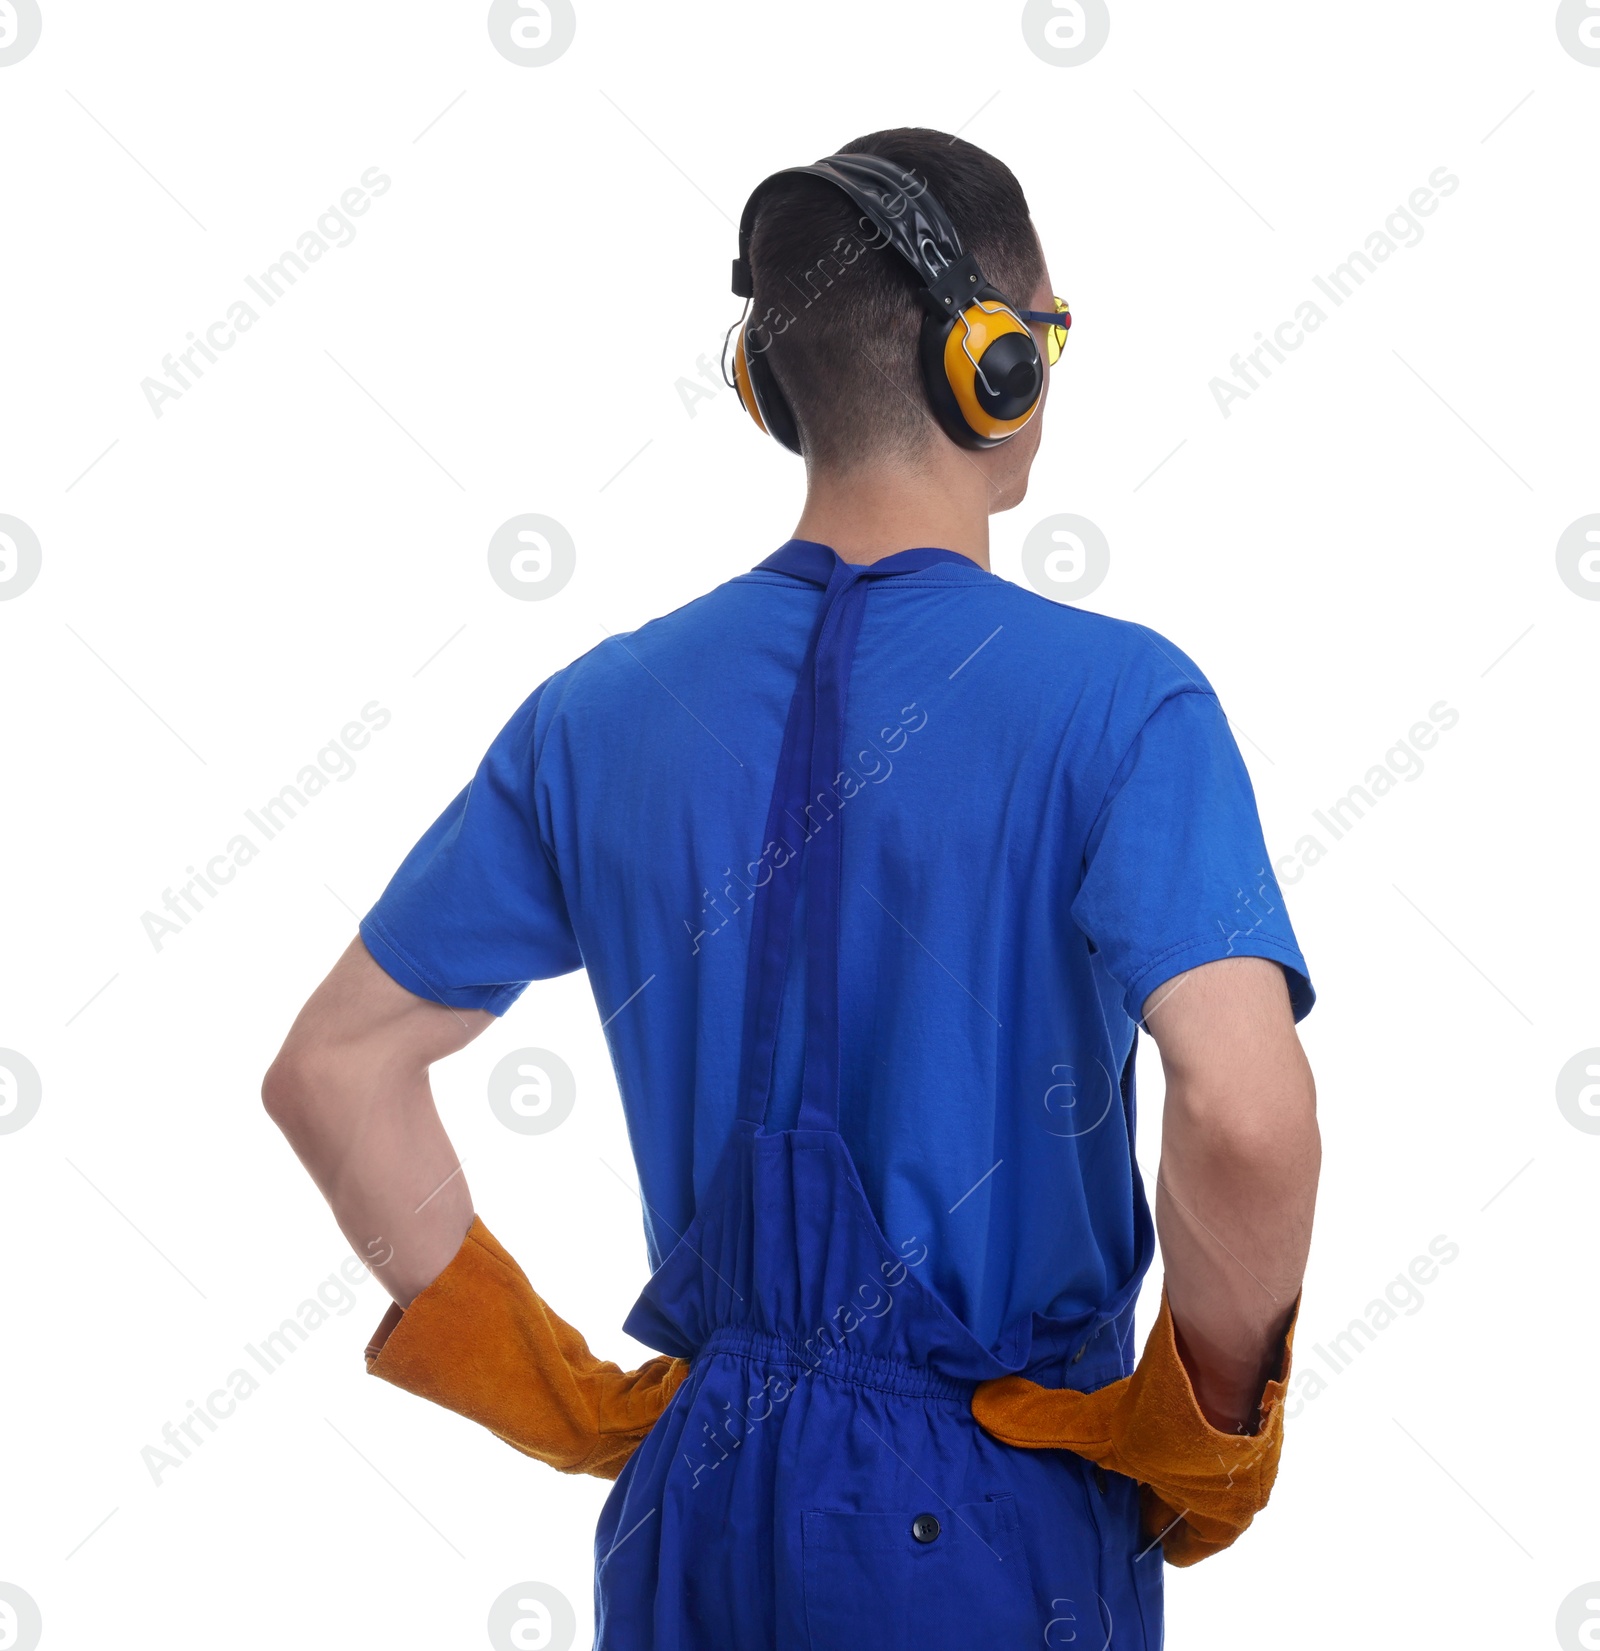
[1047,297,1070,365]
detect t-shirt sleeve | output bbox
[1070,688,1314,1026]
[359,683,583,1014]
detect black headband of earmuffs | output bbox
[730,152,991,321]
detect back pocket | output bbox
[801,1493,1037,1651]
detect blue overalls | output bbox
[594,543,1162,1650]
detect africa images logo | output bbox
[486,0,576,65]
[1020,0,1110,66]
[139,703,392,950]
[0,516,42,600]
[1209,168,1460,417]
[0,1050,42,1135]
[0,1583,42,1651]
[139,169,392,419]
[1555,0,1600,64]
[0,0,42,66]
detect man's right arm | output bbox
[1142,955,1320,1434]
[261,937,493,1308]
[261,935,691,1477]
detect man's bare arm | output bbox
[1142,956,1320,1434]
[262,938,494,1307]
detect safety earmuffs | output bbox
[725,152,1043,454]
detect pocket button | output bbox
[911,1513,941,1544]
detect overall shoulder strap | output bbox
[736,542,978,1132]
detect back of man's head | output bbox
[747,129,1044,472]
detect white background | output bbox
[2,2,1597,1647]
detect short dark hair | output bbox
[745,128,1044,469]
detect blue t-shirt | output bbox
[361,549,1313,1350]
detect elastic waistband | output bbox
[697,1326,977,1402]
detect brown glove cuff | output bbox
[365,1216,690,1481]
[971,1290,1299,1565]
[1112,1291,1297,1533]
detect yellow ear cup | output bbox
[941,302,1040,441]
[731,330,770,436]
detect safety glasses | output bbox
[1017,296,1072,365]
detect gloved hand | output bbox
[970,1290,1298,1566]
[364,1216,691,1480]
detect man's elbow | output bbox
[261,1051,303,1128]
[1166,1062,1319,1166]
[261,1037,329,1130]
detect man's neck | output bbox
[791,456,992,570]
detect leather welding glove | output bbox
[365,1215,691,1481]
[970,1289,1298,1566]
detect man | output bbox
[265,129,1318,1648]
